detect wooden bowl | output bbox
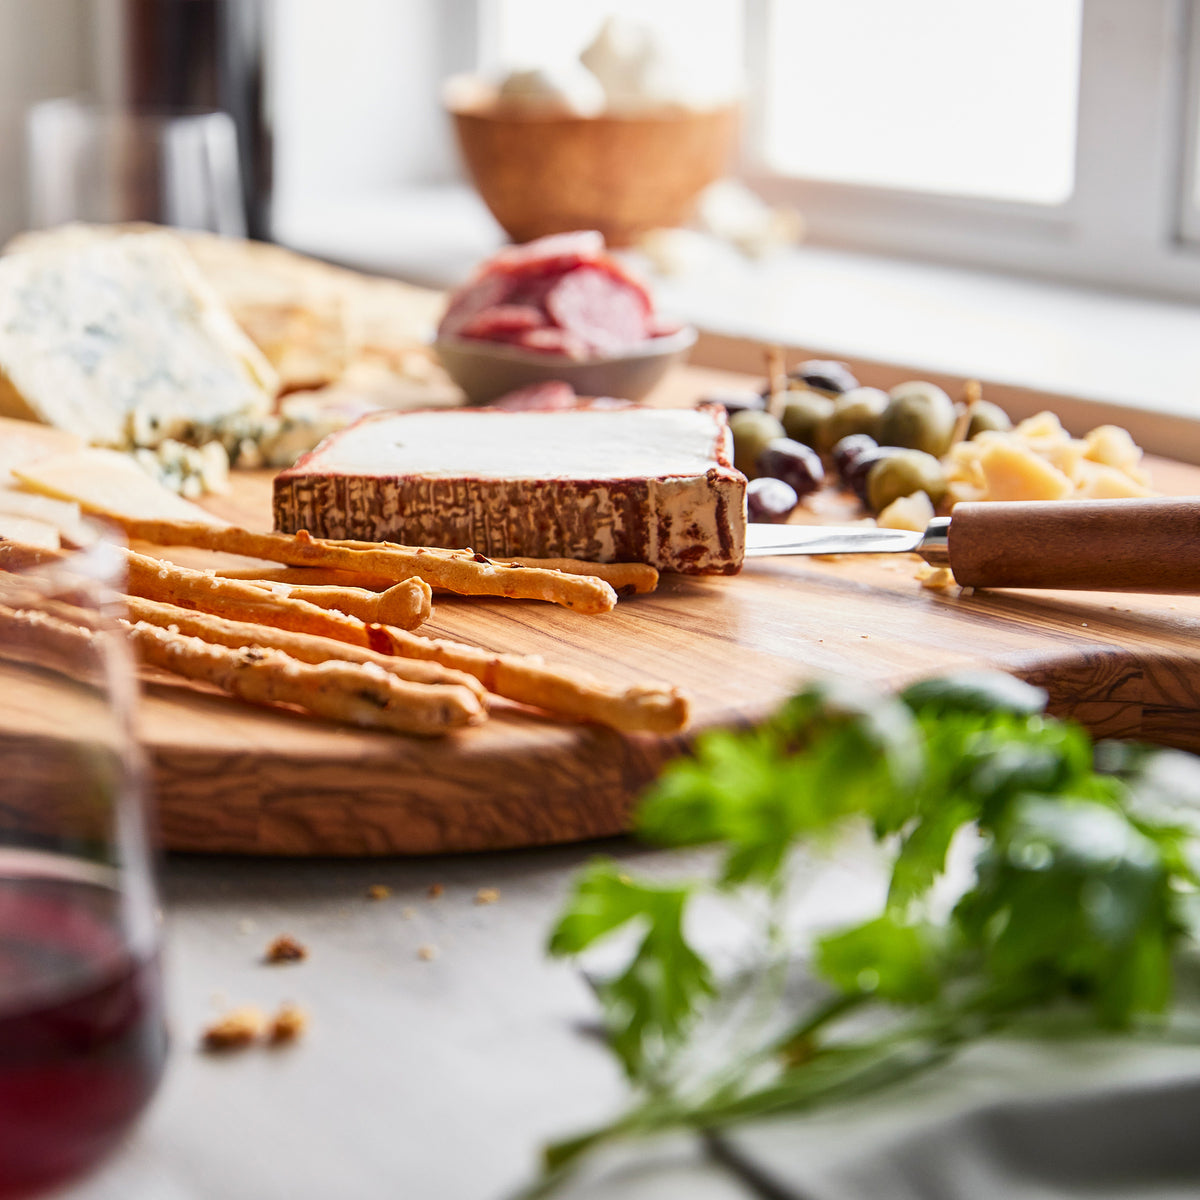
[449,104,738,247]
[434,326,697,405]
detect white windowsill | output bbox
[275,185,1200,421]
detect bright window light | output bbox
[763,0,1082,205]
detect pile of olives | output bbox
[716,360,1013,522]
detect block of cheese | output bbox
[14,447,226,526]
[274,405,747,574]
[0,233,277,449]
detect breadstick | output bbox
[112,518,617,613]
[299,541,660,595]
[123,620,484,735]
[0,601,105,681]
[122,549,382,647]
[217,558,660,596]
[247,577,432,629]
[125,596,487,701]
[372,625,689,735]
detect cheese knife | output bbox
[745,498,1200,593]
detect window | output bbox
[478,0,1200,300]
[761,0,1081,205]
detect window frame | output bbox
[474,0,1200,300]
[740,0,1200,299]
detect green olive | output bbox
[966,399,1013,439]
[729,409,786,479]
[878,382,956,457]
[866,449,947,514]
[819,387,889,452]
[781,391,835,449]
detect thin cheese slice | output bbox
[0,488,92,546]
[0,513,60,549]
[14,448,226,526]
[0,416,84,478]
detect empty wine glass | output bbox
[26,98,246,235]
[0,541,166,1199]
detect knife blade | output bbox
[745,498,1200,594]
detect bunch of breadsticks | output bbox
[0,516,688,738]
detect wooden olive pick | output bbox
[942,498,1200,592]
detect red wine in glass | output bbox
[0,856,167,1200]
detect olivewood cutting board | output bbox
[8,366,1200,856]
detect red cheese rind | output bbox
[545,266,650,355]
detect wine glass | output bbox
[0,541,167,1199]
[25,98,246,236]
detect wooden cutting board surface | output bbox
[8,369,1200,856]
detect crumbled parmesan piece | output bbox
[202,1006,266,1052]
[877,490,934,532]
[417,943,438,961]
[944,411,1154,505]
[268,1002,309,1044]
[264,934,308,964]
[475,887,501,906]
[917,564,958,592]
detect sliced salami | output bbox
[491,380,578,410]
[457,304,546,340]
[514,326,590,359]
[437,271,512,337]
[545,266,650,355]
[487,231,605,278]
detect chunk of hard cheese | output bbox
[14,447,225,525]
[0,233,277,449]
[274,405,747,574]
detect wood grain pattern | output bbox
[8,366,1200,856]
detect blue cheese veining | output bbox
[0,233,277,449]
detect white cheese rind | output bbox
[275,407,747,574]
[0,233,277,449]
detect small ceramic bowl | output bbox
[434,326,698,405]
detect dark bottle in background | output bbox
[93,0,273,240]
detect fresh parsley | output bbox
[529,671,1200,1195]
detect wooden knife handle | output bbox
[947,498,1200,593]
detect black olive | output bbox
[788,359,859,396]
[757,438,824,498]
[746,476,799,523]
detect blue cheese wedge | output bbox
[0,233,277,449]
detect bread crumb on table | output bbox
[202,1006,266,1052]
[264,933,308,964]
[366,884,391,901]
[417,943,438,961]
[474,887,500,905]
[427,883,444,899]
[269,1002,309,1044]
[916,564,959,592]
